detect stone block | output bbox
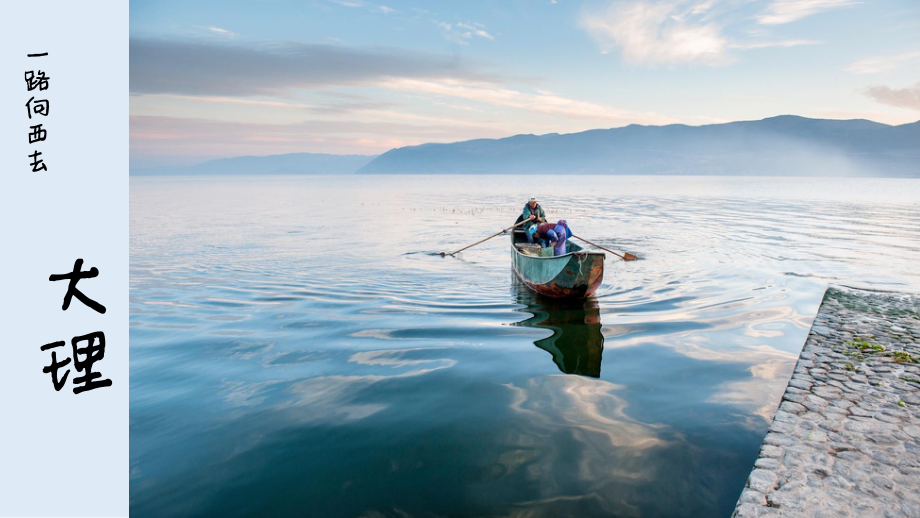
[748,469,778,493]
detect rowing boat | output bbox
[510,217,604,299]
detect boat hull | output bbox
[511,243,604,299]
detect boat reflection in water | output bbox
[511,278,605,377]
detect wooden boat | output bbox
[510,217,604,299]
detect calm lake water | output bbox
[130,176,920,518]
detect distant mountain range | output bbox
[361,116,920,177]
[132,116,920,177]
[131,153,376,176]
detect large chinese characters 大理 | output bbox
[41,259,112,394]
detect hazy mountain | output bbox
[132,152,376,176]
[358,116,920,177]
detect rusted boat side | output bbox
[510,232,604,298]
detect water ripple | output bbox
[130,176,920,518]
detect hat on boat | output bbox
[526,225,538,236]
[546,229,557,240]
[529,197,537,203]
[557,219,567,227]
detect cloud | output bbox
[456,22,494,41]
[579,1,730,66]
[139,93,400,116]
[756,0,860,25]
[329,0,396,14]
[689,0,715,15]
[730,39,821,50]
[580,1,833,66]
[197,25,237,37]
[437,20,495,45]
[129,114,514,165]
[378,78,676,124]
[845,51,920,74]
[861,83,920,111]
[130,38,490,96]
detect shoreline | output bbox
[732,286,920,517]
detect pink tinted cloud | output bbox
[129,115,508,167]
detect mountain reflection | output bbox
[512,280,605,377]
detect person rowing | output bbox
[522,197,546,244]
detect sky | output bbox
[129,0,920,168]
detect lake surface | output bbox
[130,176,920,518]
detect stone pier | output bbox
[733,286,920,518]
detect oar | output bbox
[441,220,529,257]
[572,235,638,261]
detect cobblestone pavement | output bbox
[733,287,920,518]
